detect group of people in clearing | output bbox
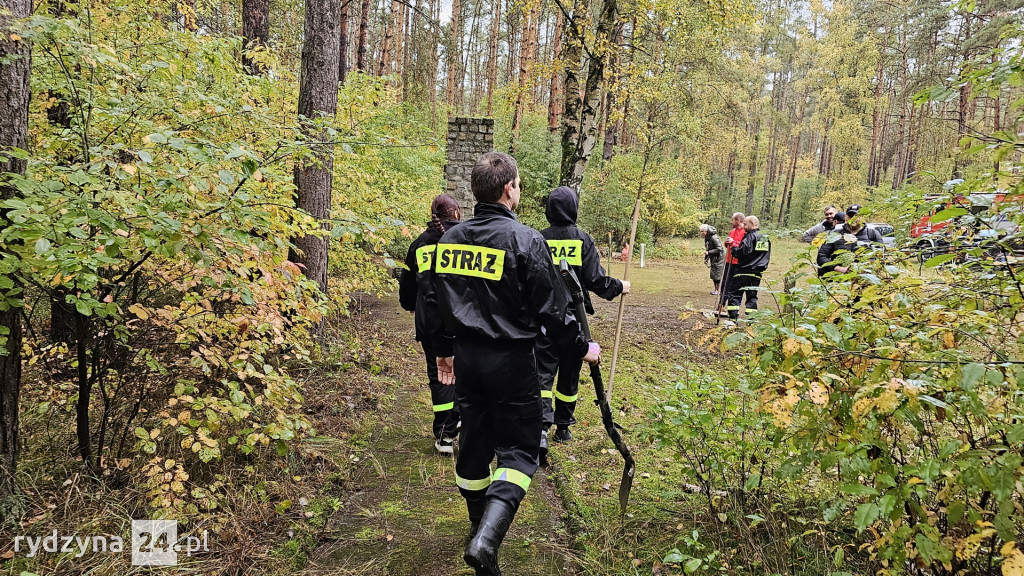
[699,213,771,323]
[699,203,885,322]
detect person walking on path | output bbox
[724,215,771,321]
[717,212,746,313]
[398,194,463,455]
[421,152,601,576]
[536,186,629,459]
[801,205,839,243]
[700,224,725,295]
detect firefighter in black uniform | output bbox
[398,194,462,455]
[724,215,771,321]
[536,186,629,457]
[422,152,600,576]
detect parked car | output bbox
[910,192,1022,263]
[866,223,895,246]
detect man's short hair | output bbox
[745,215,760,228]
[471,152,518,203]
[732,212,745,220]
[824,205,837,213]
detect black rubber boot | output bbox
[467,498,486,538]
[552,427,573,443]
[539,430,549,467]
[464,498,516,576]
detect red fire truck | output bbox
[912,191,1021,261]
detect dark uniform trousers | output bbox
[726,269,762,319]
[535,332,581,429]
[718,265,737,311]
[421,339,459,441]
[454,340,542,512]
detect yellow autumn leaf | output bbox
[128,304,149,320]
[178,410,192,423]
[958,529,996,560]
[782,337,801,358]
[1003,548,1024,576]
[943,331,955,349]
[121,163,137,175]
[808,382,829,405]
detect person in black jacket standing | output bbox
[817,206,883,276]
[398,194,463,455]
[536,186,629,454]
[724,215,771,321]
[422,152,601,576]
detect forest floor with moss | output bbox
[296,238,809,576]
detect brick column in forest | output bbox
[444,117,494,218]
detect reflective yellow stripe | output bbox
[456,473,491,491]
[540,390,553,399]
[492,468,531,492]
[416,244,436,273]
[546,239,583,266]
[554,391,578,403]
[433,402,454,412]
[435,244,505,281]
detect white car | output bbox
[866,223,895,246]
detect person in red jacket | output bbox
[718,212,746,312]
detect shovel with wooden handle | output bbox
[558,259,635,516]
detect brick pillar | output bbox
[444,117,495,218]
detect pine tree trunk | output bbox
[547,6,564,130]
[339,0,350,82]
[446,0,461,107]
[458,0,481,110]
[0,0,30,497]
[378,2,396,75]
[867,49,884,186]
[396,0,407,88]
[486,0,501,115]
[560,0,615,190]
[510,0,539,151]
[745,119,760,216]
[242,0,270,74]
[600,21,622,159]
[290,0,342,296]
[356,0,371,71]
[892,27,908,188]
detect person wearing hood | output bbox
[399,194,463,455]
[536,186,630,458]
[700,224,725,295]
[419,153,601,576]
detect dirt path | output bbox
[303,253,743,575]
[307,297,577,576]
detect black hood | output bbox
[706,225,718,237]
[545,186,579,225]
